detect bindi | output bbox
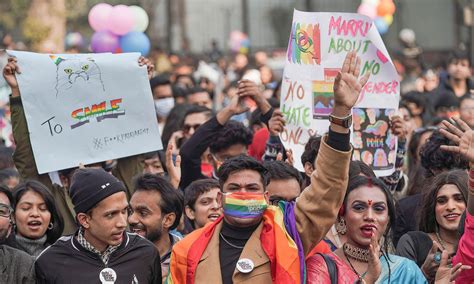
[367,200,373,206]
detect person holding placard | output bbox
[166,51,368,284]
[3,56,155,235]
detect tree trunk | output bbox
[25,0,66,53]
[177,0,189,52]
[139,0,159,47]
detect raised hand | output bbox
[435,250,472,284]
[332,51,370,117]
[227,91,250,115]
[2,57,21,97]
[390,115,408,142]
[421,241,442,281]
[275,150,294,166]
[365,232,381,284]
[439,117,474,164]
[237,79,271,114]
[166,143,181,190]
[138,56,154,80]
[268,110,286,136]
[168,130,184,155]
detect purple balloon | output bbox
[88,3,112,32]
[91,31,119,53]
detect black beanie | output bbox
[69,168,126,214]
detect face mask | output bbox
[154,97,175,118]
[223,192,268,219]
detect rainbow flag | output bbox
[166,201,305,284]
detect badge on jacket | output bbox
[236,258,254,273]
[99,268,117,284]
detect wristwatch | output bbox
[329,113,352,128]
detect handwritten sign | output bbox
[281,11,400,176]
[8,51,162,174]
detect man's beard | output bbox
[0,228,9,244]
[146,225,163,243]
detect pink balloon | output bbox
[357,3,377,19]
[109,5,135,36]
[88,3,112,32]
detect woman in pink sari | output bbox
[306,176,426,283]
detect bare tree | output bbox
[24,0,66,52]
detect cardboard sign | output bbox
[280,10,400,176]
[8,51,162,174]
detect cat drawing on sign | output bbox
[50,55,105,97]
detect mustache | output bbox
[129,223,146,231]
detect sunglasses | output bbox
[183,123,201,133]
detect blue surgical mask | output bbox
[154,97,175,118]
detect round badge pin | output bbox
[236,258,254,274]
[99,268,117,284]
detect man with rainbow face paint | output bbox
[166,51,370,284]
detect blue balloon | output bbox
[119,31,151,56]
[374,17,389,35]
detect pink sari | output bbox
[306,252,359,284]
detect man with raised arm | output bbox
[166,51,369,284]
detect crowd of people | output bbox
[0,36,473,283]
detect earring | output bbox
[336,218,347,235]
[48,222,53,230]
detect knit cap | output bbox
[69,168,126,214]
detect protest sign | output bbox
[280,10,400,176]
[8,50,162,174]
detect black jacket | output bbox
[35,232,161,284]
[179,116,223,189]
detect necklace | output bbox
[220,233,244,249]
[343,243,369,262]
[342,248,367,284]
[435,231,456,251]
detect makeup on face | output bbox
[344,186,390,246]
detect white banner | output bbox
[280,10,400,176]
[8,51,162,174]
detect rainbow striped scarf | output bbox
[166,201,305,284]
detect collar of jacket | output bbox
[197,221,270,283]
[70,230,130,261]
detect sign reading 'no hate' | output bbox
[281,10,400,176]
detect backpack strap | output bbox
[318,253,338,284]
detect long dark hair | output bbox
[407,127,434,173]
[341,175,396,255]
[13,180,64,244]
[418,170,468,233]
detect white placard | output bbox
[8,50,163,174]
[280,10,400,176]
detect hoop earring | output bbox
[48,222,53,230]
[336,218,347,235]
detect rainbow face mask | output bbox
[223,192,268,219]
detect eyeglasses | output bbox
[183,123,201,133]
[0,204,12,218]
